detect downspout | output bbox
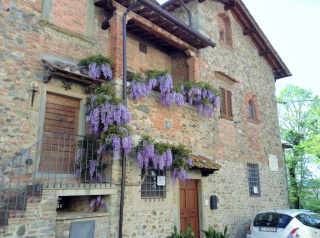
[119,0,137,237]
[161,0,192,27]
[178,0,191,27]
[139,0,216,48]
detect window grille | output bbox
[247,163,261,197]
[141,168,167,201]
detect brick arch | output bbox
[245,93,260,123]
[217,13,233,46]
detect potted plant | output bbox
[202,226,230,238]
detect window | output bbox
[253,213,292,228]
[296,214,318,228]
[139,42,147,54]
[220,87,233,120]
[248,100,255,119]
[217,14,232,46]
[141,168,166,201]
[247,163,261,197]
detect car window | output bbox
[305,214,318,228]
[296,214,310,226]
[310,214,320,220]
[253,213,292,228]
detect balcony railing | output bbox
[0,131,112,232]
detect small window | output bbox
[217,14,232,46]
[141,168,166,200]
[220,87,233,120]
[248,100,255,119]
[139,42,147,54]
[247,163,261,197]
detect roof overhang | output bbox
[162,0,292,80]
[95,0,216,52]
[191,155,221,177]
[42,59,103,92]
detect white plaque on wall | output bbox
[268,154,279,171]
[253,186,258,194]
[157,176,166,186]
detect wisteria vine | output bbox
[88,195,107,212]
[136,135,192,184]
[87,85,132,161]
[78,54,113,80]
[76,85,132,188]
[129,70,219,118]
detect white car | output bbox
[247,209,320,238]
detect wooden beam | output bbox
[129,18,198,52]
[224,0,236,11]
[243,27,256,35]
[259,49,271,56]
[273,69,284,74]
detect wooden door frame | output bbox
[38,86,87,141]
[36,85,87,176]
[178,178,203,238]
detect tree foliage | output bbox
[277,84,320,209]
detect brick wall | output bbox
[127,33,172,73]
[0,0,109,164]
[51,0,88,35]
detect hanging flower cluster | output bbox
[180,81,220,118]
[88,195,107,212]
[129,69,173,104]
[87,85,132,162]
[135,136,192,184]
[75,138,104,183]
[78,54,113,80]
[129,69,219,118]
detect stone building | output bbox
[0,0,291,237]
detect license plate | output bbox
[259,227,277,232]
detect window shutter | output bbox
[220,88,226,116]
[226,90,233,119]
[220,87,233,120]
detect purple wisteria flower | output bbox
[88,195,107,212]
[88,63,112,80]
[89,160,99,182]
[170,168,190,185]
[112,135,121,161]
[101,63,113,80]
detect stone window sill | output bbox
[219,40,234,52]
[247,117,260,125]
[57,212,109,221]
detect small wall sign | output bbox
[157,176,166,186]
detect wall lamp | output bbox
[29,81,39,107]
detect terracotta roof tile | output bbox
[191,155,221,170]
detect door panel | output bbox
[40,93,80,174]
[180,180,200,238]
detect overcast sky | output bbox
[157,0,320,96]
[242,0,320,96]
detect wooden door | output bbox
[39,93,80,174]
[180,180,200,238]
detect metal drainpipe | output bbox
[161,0,192,27]
[178,0,191,27]
[119,0,137,237]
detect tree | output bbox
[277,85,319,209]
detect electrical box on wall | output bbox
[210,195,217,210]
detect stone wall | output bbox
[0,0,289,238]
[0,0,110,165]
